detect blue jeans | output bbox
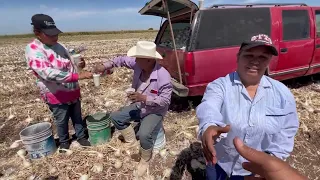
[206,164,245,180]
[110,103,163,150]
[48,99,86,143]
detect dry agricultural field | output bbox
[0,31,319,180]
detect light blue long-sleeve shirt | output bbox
[196,72,299,177]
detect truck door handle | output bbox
[280,48,288,53]
[316,44,320,49]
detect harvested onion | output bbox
[79,174,89,180]
[114,149,121,157]
[17,149,27,158]
[163,168,172,178]
[160,149,167,158]
[22,158,32,168]
[92,163,103,173]
[49,165,57,174]
[184,132,193,139]
[10,140,22,149]
[114,159,122,169]
[7,108,15,120]
[169,150,179,156]
[59,149,73,156]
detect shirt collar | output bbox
[232,71,272,88]
[139,62,159,80]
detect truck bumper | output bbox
[171,78,207,97]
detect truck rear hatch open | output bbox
[139,0,199,97]
[139,0,198,18]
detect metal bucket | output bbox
[19,122,57,159]
[86,112,112,146]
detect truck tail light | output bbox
[184,52,195,76]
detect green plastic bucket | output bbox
[86,112,111,146]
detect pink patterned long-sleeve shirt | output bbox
[25,39,80,105]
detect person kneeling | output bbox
[94,41,172,176]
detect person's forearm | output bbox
[31,63,78,83]
[103,56,136,69]
[196,80,226,139]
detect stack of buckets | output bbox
[19,122,57,159]
[86,112,112,145]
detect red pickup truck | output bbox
[139,0,320,98]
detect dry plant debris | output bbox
[0,32,319,180]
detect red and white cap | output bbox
[239,34,278,56]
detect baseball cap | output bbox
[239,34,278,56]
[31,14,62,36]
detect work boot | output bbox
[59,142,70,153]
[119,126,139,148]
[136,147,152,177]
[77,138,91,147]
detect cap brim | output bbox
[127,46,163,59]
[240,42,278,56]
[42,27,62,36]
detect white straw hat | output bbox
[127,41,163,59]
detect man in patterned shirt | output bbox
[25,14,92,151]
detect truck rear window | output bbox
[192,8,271,50]
[158,21,190,49]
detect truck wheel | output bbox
[169,93,190,112]
[169,93,203,112]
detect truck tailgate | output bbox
[156,47,186,83]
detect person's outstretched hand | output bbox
[202,125,230,164]
[233,137,307,180]
[78,71,93,80]
[93,64,106,73]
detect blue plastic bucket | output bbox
[19,122,57,159]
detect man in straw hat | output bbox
[94,41,172,176]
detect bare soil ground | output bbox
[0,32,319,180]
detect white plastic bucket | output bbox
[153,127,166,151]
[134,123,166,150]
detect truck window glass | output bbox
[193,8,271,50]
[282,10,310,41]
[316,10,320,37]
[159,22,191,49]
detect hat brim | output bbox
[42,27,62,36]
[240,42,278,56]
[127,46,163,59]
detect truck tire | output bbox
[169,93,202,112]
[169,93,190,112]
